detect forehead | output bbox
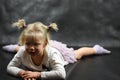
[24,33,44,43]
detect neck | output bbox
[31,52,44,66]
[32,52,44,58]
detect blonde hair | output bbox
[13,19,58,45]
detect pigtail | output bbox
[48,23,59,31]
[12,19,26,29]
[12,19,26,46]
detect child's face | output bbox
[24,35,46,56]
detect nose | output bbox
[29,45,35,50]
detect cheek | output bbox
[37,47,44,53]
[25,47,30,52]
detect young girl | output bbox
[4,19,110,80]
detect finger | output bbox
[28,78,31,80]
[22,74,27,78]
[32,78,36,80]
[24,78,27,80]
[25,71,32,73]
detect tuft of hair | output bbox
[49,23,59,31]
[12,19,26,29]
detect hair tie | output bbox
[12,19,27,29]
[22,25,27,29]
[47,23,58,31]
[47,25,52,30]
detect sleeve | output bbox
[41,50,66,80]
[7,47,24,76]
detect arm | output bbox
[7,47,25,76]
[15,50,66,80]
[41,49,66,80]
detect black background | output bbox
[0,0,120,47]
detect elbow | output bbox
[61,72,66,79]
[57,70,66,79]
[57,67,66,79]
[60,75,66,80]
[7,65,11,74]
[7,67,13,76]
[7,65,13,76]
[6,65,19,76]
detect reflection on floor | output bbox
[0,45,120,80]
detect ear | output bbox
[43,39,48,48]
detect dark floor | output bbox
[0,45,120,80]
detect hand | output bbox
[18,70,26,78]
[22,71,41,79]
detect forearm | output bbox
[19,70,66,80]
[7,66,22,76]
[41,70,66,80]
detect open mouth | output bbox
[29,52,36,55]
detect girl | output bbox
[5,19,110,80]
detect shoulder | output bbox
[45,45,68,66]
[15,46,25,57]
[45,45,60,57]
[45,45,67,63]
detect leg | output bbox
[74,45,111,60]
[14,46,20,52]
[2,44,20,52]
[74,47,96,60]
